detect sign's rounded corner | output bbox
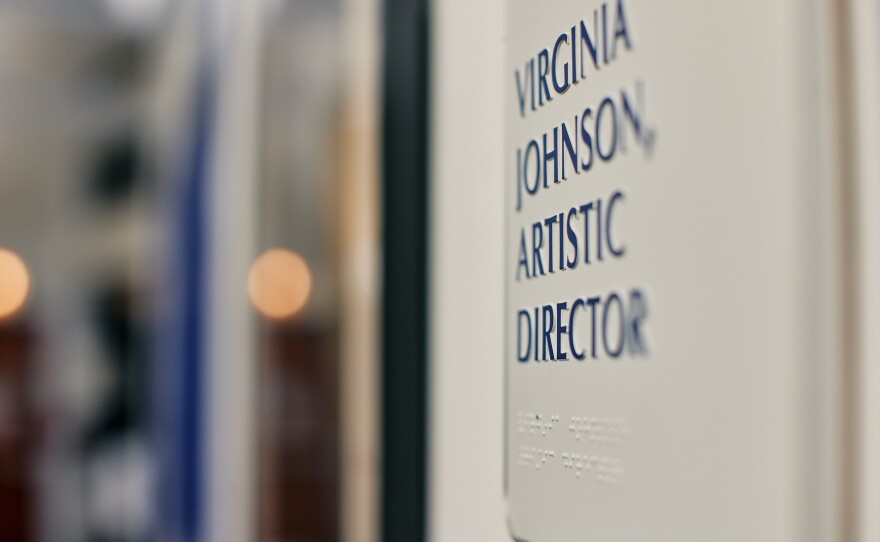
[504,493,532,542]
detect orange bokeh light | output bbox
[0,248,30,321]
[248,248,312,320]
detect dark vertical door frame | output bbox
[381,0,431,541]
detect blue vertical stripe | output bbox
[154,68,213,542]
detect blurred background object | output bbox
[0,1,200,541]
[0,0,381,541]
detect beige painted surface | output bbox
[429,0,511,541]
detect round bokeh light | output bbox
[248,248,312,320]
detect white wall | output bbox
[426,1,877,540]
[851,1,880,540]
[428,0,510,541]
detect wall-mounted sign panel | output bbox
[504,1,839,540]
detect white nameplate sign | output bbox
[505,0,837,540]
